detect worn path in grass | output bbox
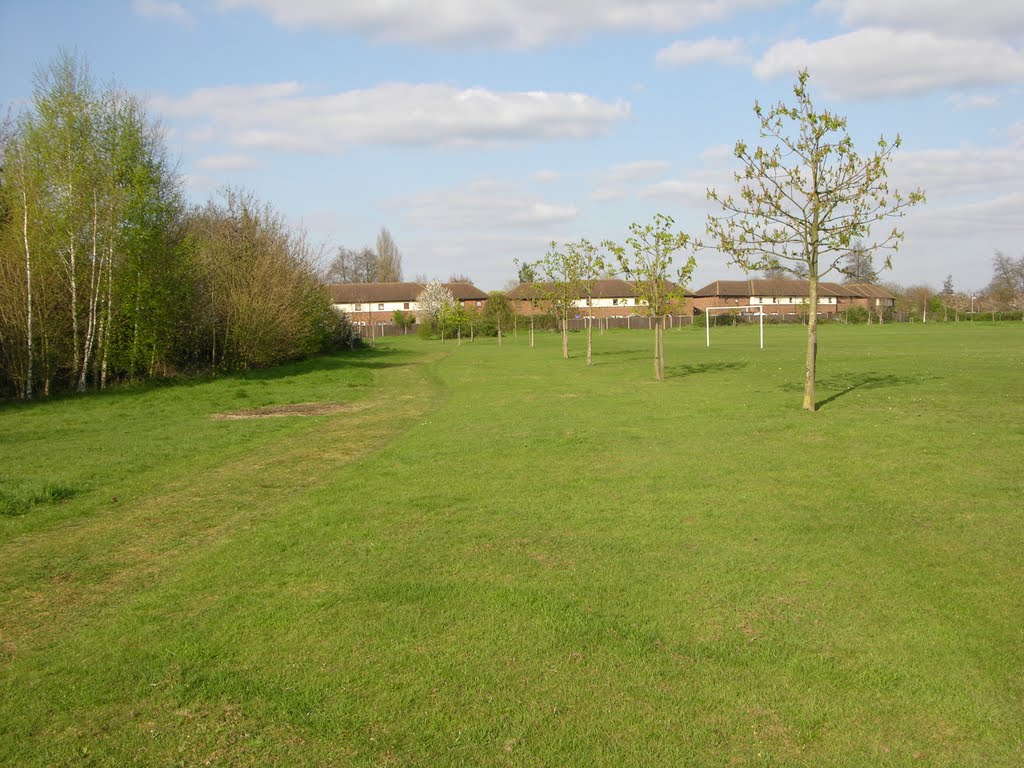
[0,346,446,699]
[1,323,1023,766]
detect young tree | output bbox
[606,214,695,381]
[375,227,403,282]
[483,290,515,345]
[537,243,583,360]
[707,70,925,411]
[513,258,542,347]
[391,309,414,334]
[941,275,955,296]
[568,238,608,367]
[416,279,456,339]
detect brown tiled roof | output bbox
[693,279,862,298]
[507,279,692,300]
[328,281,487,304]
[842,283,896,300]
[443,282,488,301]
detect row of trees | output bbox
[0,52,353,399]
[500,71,925,410]
[323,227,404,284]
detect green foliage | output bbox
[482,291,515,331]
[843,306,870,324]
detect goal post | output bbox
[705,305,764,349]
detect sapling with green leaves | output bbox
[537,243,584,360]
[706,70,925,410]
[567,238,608,367]
[605,214,695,382]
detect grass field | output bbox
[1,322,1022,766]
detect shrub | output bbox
[843,306,870,324]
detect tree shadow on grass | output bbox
[0,345,413,412]
[666,361,749,379]
[780,373,923,409]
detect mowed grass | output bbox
[1,322,1022,766]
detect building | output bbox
[692,279,895,318]
[328,281,488,325]
[506,279,692,318]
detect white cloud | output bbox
[532,169,561,183]
[890,144,1024,201]
[194,153,260,171]
[591,160,673,200]
[947,93,1001,110]
[818,0,1024,39]
[656,37,751,67]
[402,180,578,231]
[153,82,630,152]
[755,28,1024,99]
[133,0,193,25]
[218,0,785,48]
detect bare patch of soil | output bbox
[211,401,369,420]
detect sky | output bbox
[1,1,1022,292]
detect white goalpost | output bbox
[705,304,764,349]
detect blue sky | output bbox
[2,1,1022,291]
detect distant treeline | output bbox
[0,52,355,399]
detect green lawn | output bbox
[1,323,1022,766]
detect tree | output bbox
[516,260,537,283]
[325,245,378,283]
[537,243,583,360]
[416,279,456,339]
[375,227,403,282]
[841,240,876,283]
[448,272,473,284]
[706,70,925,411]
[513,258,542,347]
[483,290,515,344]
[762,262,788,279]
[392,309,415,334]
[569,238,608,367]
[985,250,1024,309]
[606,214,695,381]
[0,51,188,396]
[942,275,955,295]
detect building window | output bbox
[403,302,410,309]
[612,298,619,306]
[354,303,362,310]
[378,303,384,310]
[476,301,482,307]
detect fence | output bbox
[353,310,1023,339]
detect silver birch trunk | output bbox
[21,187,34,399]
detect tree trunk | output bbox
[653,319,664,381]
[20,187,34,399]
[659,316,666,380]
[561,314,569,359]
[586,316,592,366]
[497,322,502,347]
[803,279,818,411]
[529,316,535,348]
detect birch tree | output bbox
[706,70,925,410]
